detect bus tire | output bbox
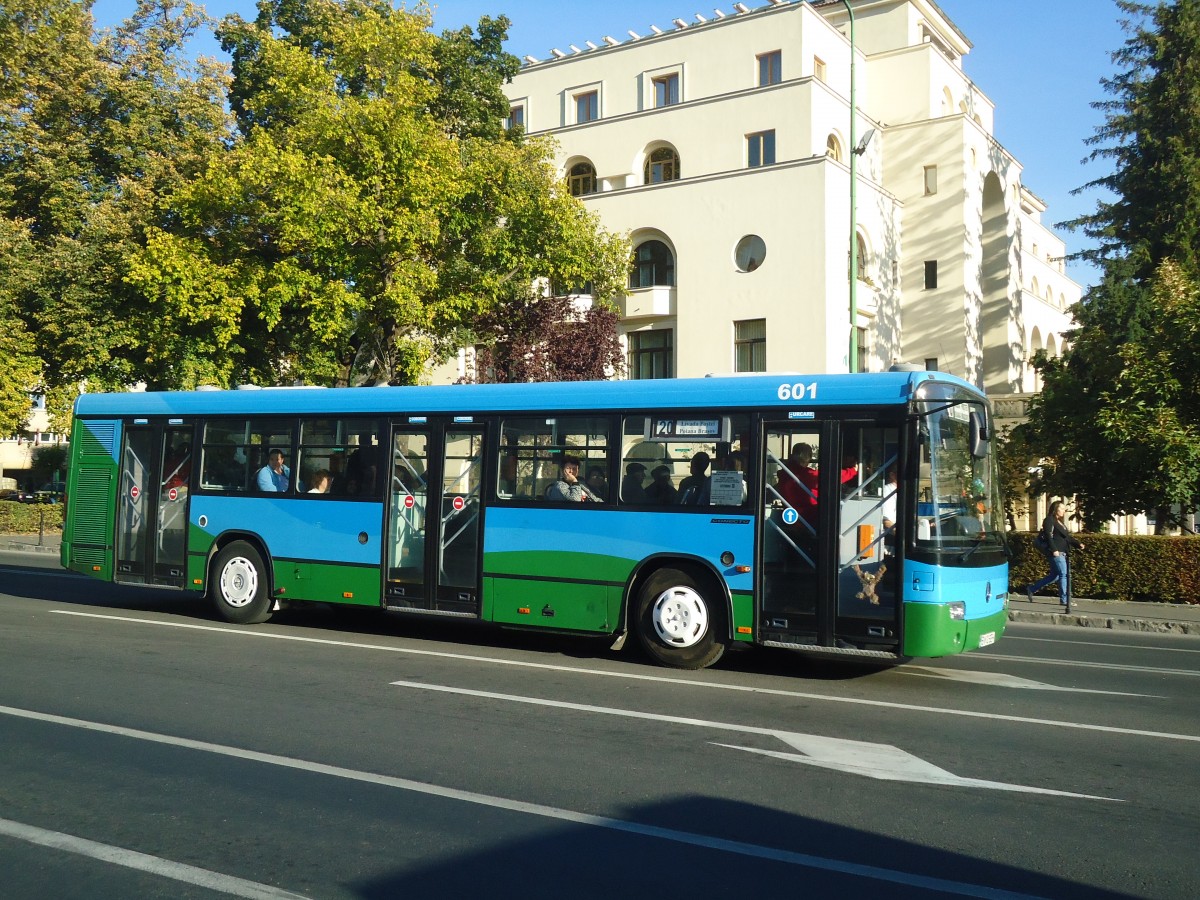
[210,541,273,625]
[634,567,725,670]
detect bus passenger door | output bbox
[385,422,484,616]
[760,422,899,652]
[115,424,190,588]
[761,424,826,642]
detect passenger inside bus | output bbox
[256,449,290,492]
[546,455,587,502]
[621,462,647,502]
[645,465,678,505]
[677,452,711,505]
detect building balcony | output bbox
[619,286,676,319]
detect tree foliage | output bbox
[0,0,231,426]
[1,0,626,435]
[1026,0,1200,528]
[468,293,627,384]
[128,0,627,387]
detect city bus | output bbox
[61,370,1009,669]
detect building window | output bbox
[568,161,597,196]
[924,260,938,289]
[735,235,766,272]
[630,240,675,288]
[758,50,781,86]
[856,327,868,374]
[923,165,938,195]
[925,358,939,371]
[629,330,674,380]
[813,56,827,82]
[653,73,679,107]
[644,146,680,184]
[508,104,525,131]
[735,319,766,373]
[826,134,842,161]
[575,90,598,124]
[747,130,776,168]
[855,233,868,281]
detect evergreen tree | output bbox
[1025,0,1200,528]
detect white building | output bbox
[440,0,1078,393]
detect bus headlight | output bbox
[948,601,965,620]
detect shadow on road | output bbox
[2,558,893,682]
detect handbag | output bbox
[1034,531,1050,553]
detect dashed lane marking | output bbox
[390,680,1116,801]
[46,610,1200,744]
[0,704,1047,899]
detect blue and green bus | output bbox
[61,370,1008,669]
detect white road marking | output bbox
[0,703,1045,899]
[898,666,1160,697]
[389,680,1115,801]
[970,653,1200,678]
[0,815,309,899]
[48,610,1200,743]
[1007,634,1200,655]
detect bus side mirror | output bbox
[969,411,989,459]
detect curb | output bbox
[1009,609,1200,635]
[5,541,60,554]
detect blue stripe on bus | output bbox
[190,495,382,565]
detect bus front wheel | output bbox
[211,541,273,625]
[634,568,725,670]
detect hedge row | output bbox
[1008,532,1200,605]
[0,500,65,535]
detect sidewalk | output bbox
[4,532,61,555]
[5,532,1199,635]
[1008,593,1200,635]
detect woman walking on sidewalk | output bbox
[1024,500,1085,606]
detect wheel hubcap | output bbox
[220,556,258,608]
[651,586,708,647]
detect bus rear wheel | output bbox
[211,541,273,625]
[634,568,725,670]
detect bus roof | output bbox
[73,371,983,418]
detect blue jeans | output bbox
[1030,553,1069,603]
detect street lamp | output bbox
[843,0,858,373]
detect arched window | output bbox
[855,233,868,281]
[630,240,675,288]
[826,134,842,161]
[644,147,680,184]
[568,161,596,197]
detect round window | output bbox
[735,235,766,273]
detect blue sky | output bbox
[91,0,1131,290]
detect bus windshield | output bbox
[914,384,1006,562]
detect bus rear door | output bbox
[760,420,900,654]
[115,423,191,588]
[385,421,485,617]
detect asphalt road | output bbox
[2,550,1198,899]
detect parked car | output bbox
[31,482,66,504]
[1,487,36,503]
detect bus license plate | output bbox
[978,631,996,648]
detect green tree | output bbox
[1028,0,1200,528]
[0,218,41,436]
[130,0,626,387]
[0,0,232,423]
